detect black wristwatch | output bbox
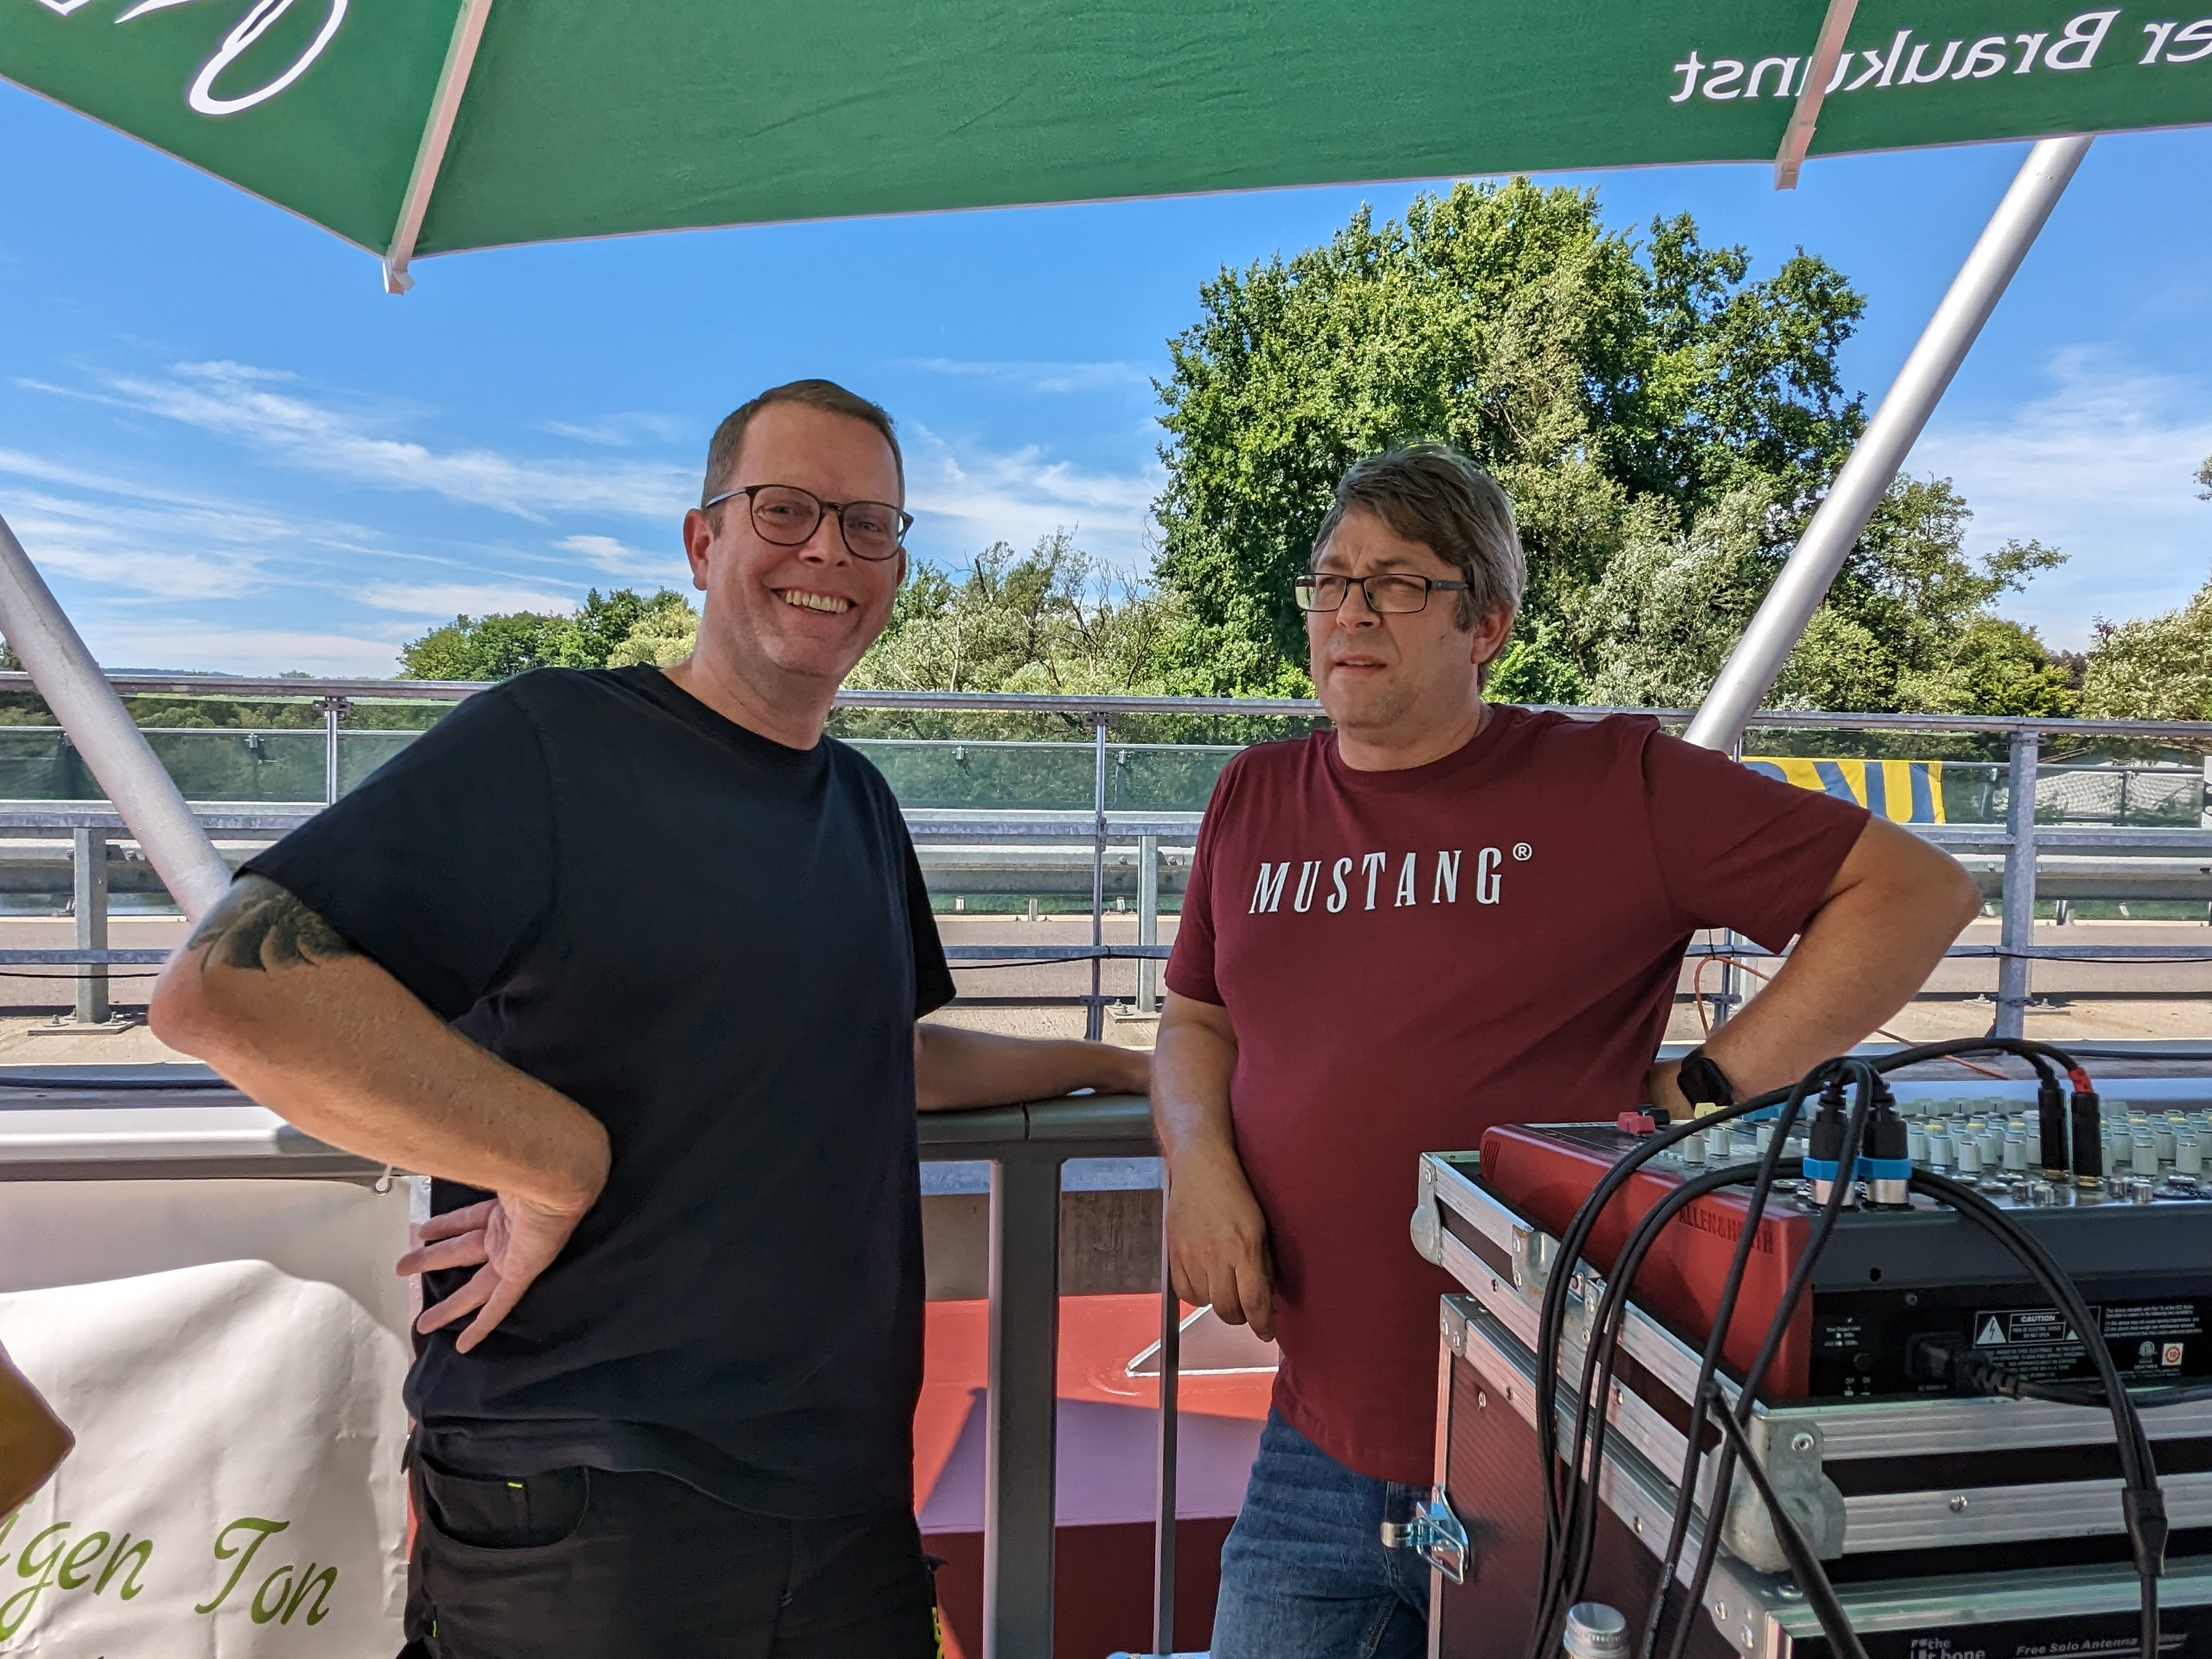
[1676,1047,1736,1111]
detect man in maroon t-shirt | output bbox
[1155,444,1980,1658]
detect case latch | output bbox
[1381,1487,1469,1584]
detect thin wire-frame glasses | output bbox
[1293,572,1471,613]
[704,483,914,562]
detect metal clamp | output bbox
[1381,1488,1469,1584]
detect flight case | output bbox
[1427,1295,2212,1658]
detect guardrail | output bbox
[1,678,2209,1035]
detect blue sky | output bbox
[2,79,2207,676]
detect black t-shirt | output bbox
[242,667,954,1517]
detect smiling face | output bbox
[679,401,906,707]
[1307,505,1514,765]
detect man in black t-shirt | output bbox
[150,380,1149,1659]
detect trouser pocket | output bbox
[418,1458,589,1552]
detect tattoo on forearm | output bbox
[184,875,359,972]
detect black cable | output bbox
[1526,1035,2098,1659]
[1700,1388,1869,1659]
[1528,1157,1798,1657]
[2050,1047,2212,1064]
[1567,1150,1807,1653]
[1924,1345,2212,1408]
[1533,1081,1803,1594]
[1630,1072,1829,1659]
[1911,1171,2163,1656]
[0,1071,219,1090]
[1665,1065,1877,1659]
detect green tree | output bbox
[1151,179,1867,696]
[1809,476,2070,714]
[2196,450,2211,500]
[852,532,1180,696]
[2081,574,2212,721]
[1552,471,2072,715]
[398,588,694,680]
[606,597,701,667]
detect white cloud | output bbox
[29,362,694,523]
[536,413,690,447]
[1917,349,2212,647]
[899,358,1150,395]
[903,426,1163,567]
[556,532,687,581]
[353,582,579,617]
[80,622,405,678]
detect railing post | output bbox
[1137,834,1160,1015]
[72,827,107,1026]
[1150,1192,1181,1657]
[985,1148,1062,1659]
[319,696,350,805]
[1994,729,2040,1039]
[1713,736,1745,1027]
[1088,714,1108,1040]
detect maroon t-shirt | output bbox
[1164,705,1869,1483]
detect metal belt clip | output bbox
[1381,1487,1469,1584]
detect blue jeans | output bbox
[1211,1410,1430,1659]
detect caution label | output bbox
[1969,1305,2089,1382]
[1962,1298,2207,1383]
[1973,1307,2080,1346]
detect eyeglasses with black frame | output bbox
[703,483,913,562]
[1292,572,1470,614]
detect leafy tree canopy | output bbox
[398,588,695,680]
[2082,575,2212,722]
[1152,178,1867,697]
[852,532,1178,697]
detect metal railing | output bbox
[2,676,2209,1035]
[920,1094,1171,1658]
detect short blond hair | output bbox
[701,380,903,525]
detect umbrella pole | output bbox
[1685,133,2093,753]
[0,512,231,921]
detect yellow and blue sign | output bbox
[1743,758,1946,825]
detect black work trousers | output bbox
[400,1455,939,1659]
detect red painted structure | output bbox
[916,1295,1274,1657]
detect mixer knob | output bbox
[2133,1131,2159,1177]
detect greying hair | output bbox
[701,379,903,524]
[1312,444,1525,631]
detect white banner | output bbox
[0,1179,411,1657]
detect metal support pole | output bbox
[985,1151,1062,1659]
[73,828,108,1026]
[1994,730,2040,1039]
[1685,136,2093,754]
[1150,1199,1181,1658]
[319,696,350,805]
[1137,834,1161,1015]
[1088,715,1107,1040]
[0,513,229,919]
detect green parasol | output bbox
[5,0,2208,290]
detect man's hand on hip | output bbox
[1165,1143,1276,1343]
[399,1188,599,1353]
